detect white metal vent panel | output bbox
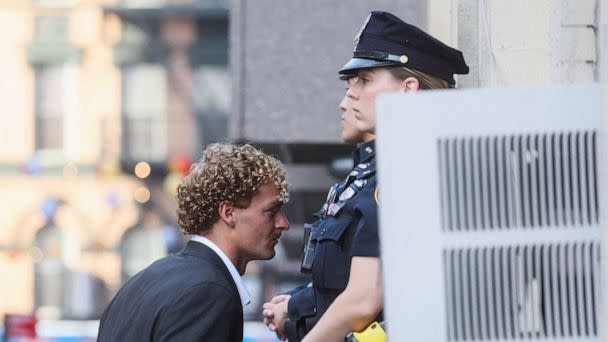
[438,133,599,232]
[376,85,602,341]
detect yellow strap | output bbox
[352,321,386,342]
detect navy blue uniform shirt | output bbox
[285,140,380,341]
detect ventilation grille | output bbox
[438,131,600,341]
[437,132,598,232]
[443,243,599,341]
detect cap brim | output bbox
[338,57,398,75]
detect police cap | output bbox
[339,11,469,86]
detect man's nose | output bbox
[275,211,289,230]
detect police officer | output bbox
[262,11,469,341]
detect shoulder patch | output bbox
[374,185,380,205]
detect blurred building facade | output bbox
[0,0,230,321]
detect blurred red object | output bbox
[4,313,37,339]
[168,155,192,176]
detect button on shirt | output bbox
[190,235,251,307]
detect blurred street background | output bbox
[0,0,604,340]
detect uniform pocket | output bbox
[311,214,352,242]
[311,215,354,290]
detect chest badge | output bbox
[339,187,356,202]
[374,185,380,205]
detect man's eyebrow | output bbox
[266,199,283,210]
[267,201,283,210]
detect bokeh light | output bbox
[133,186,150,204]
[134,161,151,179]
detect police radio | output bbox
[300,223,316,273]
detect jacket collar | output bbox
[189,235,251,307]
[178,240,240,298]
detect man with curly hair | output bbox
[98,143,290,342]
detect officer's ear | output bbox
[401,76,420,93]
[218,202,237,227]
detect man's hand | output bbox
[262,294,291,340]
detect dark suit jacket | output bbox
[98,241,243,342]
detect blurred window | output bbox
[119,209,171,283]
[33,15,68,43]
[193,65,230,114]
[121,64,167,161]
[34,64,77,152]
[121,22,147,46]
[34,224,66,319]
[193,65,230,146]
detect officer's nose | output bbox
[339,95,348,113]
[275,210,289,231]
[346,81,359,100]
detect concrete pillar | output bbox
[454,0,598,88]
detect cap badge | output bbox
[354,13,372,43]
[400,55,409,64]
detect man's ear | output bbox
[402,76,420,92]
[218,202,237,227]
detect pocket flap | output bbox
[311,214,353,241]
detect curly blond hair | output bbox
[177,143,289,235]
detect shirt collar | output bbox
[353,140,376,165]
[190,235,251,307]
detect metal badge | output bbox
[338,187,356,202]
[374,185,380,205]
[354,179,366,188]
